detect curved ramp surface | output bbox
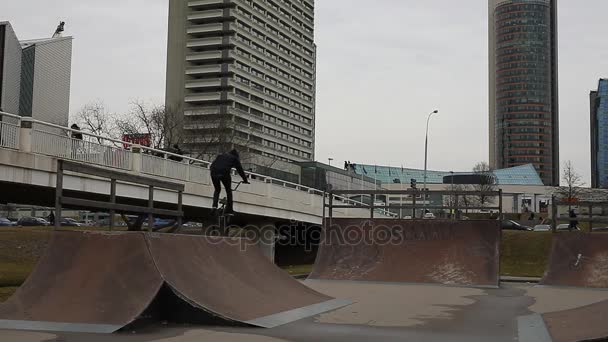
[147,233,343,327]
[0,231,162,333]
[309,219,501,287]
[0,231,348,333]
[543,300,608,342]
[540,232,608,288]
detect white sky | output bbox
[3,0,606,184]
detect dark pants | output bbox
[212,173,233,213]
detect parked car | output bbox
[17,217,50,227]
[78,220,96,226]
[0,218,15,226]
[556,224,581,231]
[502,220,532,231]
[533,224,551,232]
[60,218,82,227]
[423,213,436,220]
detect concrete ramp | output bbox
[518,300,608,342]
[147,233,348,328]
[540,232,608,288]
[0,231,349,333]
[541,299,608,342]
[309,219,501,287]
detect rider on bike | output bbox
[210,149,249,215]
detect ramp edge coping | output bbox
[517,314,552,342]
[245,298,353,328]
[0,319,122,334]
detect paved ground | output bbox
[3,281,608,342]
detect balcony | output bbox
[186,65,222,76]
[185,80,223,89]
[185,92,223,103]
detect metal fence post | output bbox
[55,160,63,231]
[177,190,183,229]
[589,204,594,233]
[109,179,116,231]
[412,191,417,219]
[370,194,375,219]
[498,189,503,220]
[551,196,557,233]
[148,186,154,232]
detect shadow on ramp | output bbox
[0,231,349,333]
[540,232,608,288]
[309,219,501,287]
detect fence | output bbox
[326,189,503,220]
[0,112,21,150]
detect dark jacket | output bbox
[210,153,247,181]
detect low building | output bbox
[296,161,378,192]
[351,163,553,215]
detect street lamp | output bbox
[423,110,439,215]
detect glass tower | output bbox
[489,0,559,186]
[591,79,608,188]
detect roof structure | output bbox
[351,163,544,186]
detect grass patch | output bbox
[282,264,313,275]
[0,287,18,302]
[501,230,553,278]
[0,227,52,287]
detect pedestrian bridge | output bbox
[0,112,390,224]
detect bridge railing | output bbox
[0,112,21,150]
[6,115,392,218]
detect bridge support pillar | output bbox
[255,223,276,263]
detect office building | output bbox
[0,21,72,126]
[0,22,22,114]
[19,37,73,126]
[591,79,608,188]
[166,0,316,179]
[489,0,559,186]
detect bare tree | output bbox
[472,162,497,208]
[114,101,184,150]
[556,161,585,210]
[75,101,115,143]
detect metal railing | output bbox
[0,113,393,218]
[326,189,503,220]
[0,112,21,150]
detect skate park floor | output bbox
[3,280,608,342]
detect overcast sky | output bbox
[3,0,606,184]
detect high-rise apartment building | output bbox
[166,0,316,180]
[489,0,559,186]
[590,79,608,188]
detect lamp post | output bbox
[423,110,439,215]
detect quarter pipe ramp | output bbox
[309,219,501,287]
[0,231,349,333]
[540,232,608,288]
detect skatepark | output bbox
[3,187,608,342]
